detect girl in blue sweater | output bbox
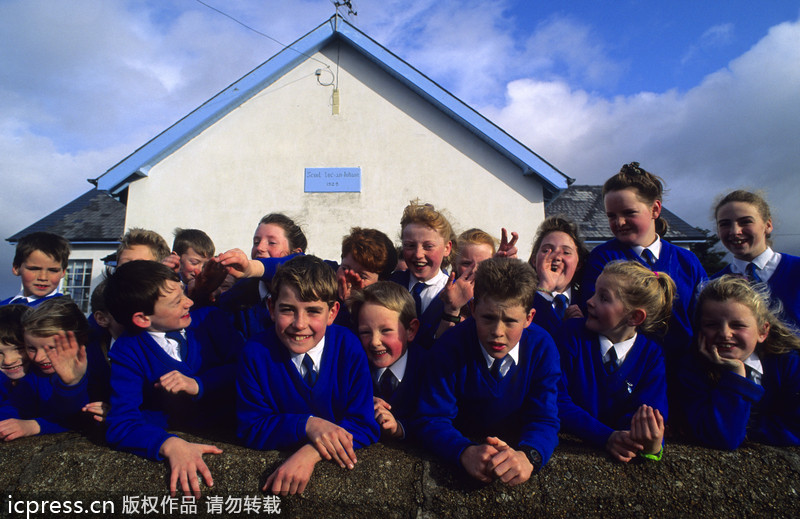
[559,260,676,462]
[679,275,800,449]
[712,190,800,331]
[581,163,707,363]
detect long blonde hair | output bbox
[602,260,676,336]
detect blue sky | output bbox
[2,0,800,295]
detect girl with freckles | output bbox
[528,216,589,335]
[678,276,800,449]
[711,190,800,332]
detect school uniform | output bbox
[532,288,578,337]
[106,308,244,460]
[0,290,63,307]
[678,350,800,449]
[713,249,800,331]
[0,368,91,434]
[236,323,379,450]
[389,270,448,349]
[581,237,707,360]
[370,345,427,438]
[556,320,667,447]
[412,318,561,468]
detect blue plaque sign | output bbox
[304,167,361,193]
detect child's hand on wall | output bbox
[0,418,40,441]
[263,443,321,495]
[160,436,222,498]
[49,331,87,386]
[486,436,533,486]
[459,443,500,483]
[305,416,357,469]
[605,430,643,462]
[630,404,664,456]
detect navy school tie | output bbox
[302,354,317,386]
[165,331,187,361]
[641,249,657,268]
[411,282,426,317]
[604,348,619,372]
[746,263,762,283]
[553,294,569,321]
[379,369,398,400]
[490,359,503,381]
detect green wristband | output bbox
[639,446,664,461]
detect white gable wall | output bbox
[124,43,545,262]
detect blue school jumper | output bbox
[236,324,379,450]
[0,293,63,307]
[389,270,445,349]
[556,320,668,447]
[412,319,561,467]
[0,369,91,434]
[581,238,707,359]
[678,350,800,450]
[713,254,800,331]
[106,308,244,461]
[531,291,583,337]
[371,345,427,437]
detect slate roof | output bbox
[545,185,706,243]
[7,189,125,244]
[93,14,572,199]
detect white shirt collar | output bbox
[407,270,449,314]
[599,333,637,364]
[537,287,572,305]
[148,330,185,362]
[730,247,781,282]
[9,287,61,304]
[743,350,763,381]
[290,336,326,377]
[632,235,662,261]
[373,350,409,384]
[479,341,520,378]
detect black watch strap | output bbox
[525,448,542,472]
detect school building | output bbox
[6,15,703,311]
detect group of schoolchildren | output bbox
[1,162,799,499]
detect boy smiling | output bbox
[236,255,378,495]
[413,258,560,485]
[2,232,70,307]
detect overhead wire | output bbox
[194,0,331,70]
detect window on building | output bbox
[64,259,93,313]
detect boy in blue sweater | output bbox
[236,255,379,495]
[2,232,70,307]
[105,261,244,498]
[413,257,561,486]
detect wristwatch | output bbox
[525,448,542,473]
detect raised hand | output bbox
[495,228,519,258]
[49,331,88,386]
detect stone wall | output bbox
[1,432,799,518]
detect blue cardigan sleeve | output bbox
[679,366,763,450]
[105,343,176,460]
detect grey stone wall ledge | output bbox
[1,432,799,518]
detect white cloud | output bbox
[484,18,800,253]
[681,22,735,65]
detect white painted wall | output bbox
[124,43,545,263]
